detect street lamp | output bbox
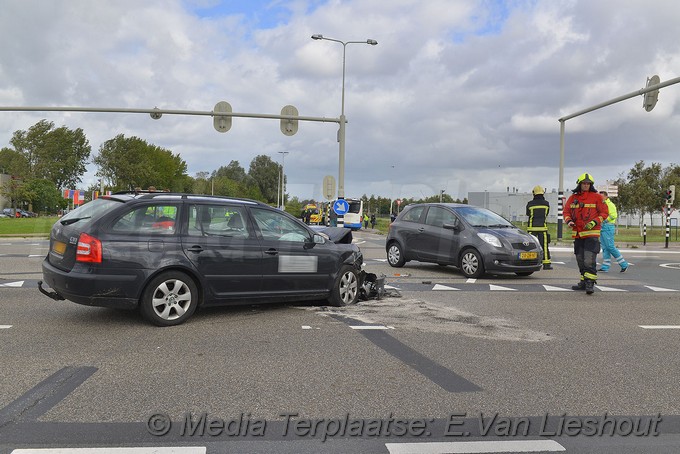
[277,151,289,210]
[311,34,377,226]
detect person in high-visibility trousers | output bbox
[563,173,609,295]
[526,185,552,270]
[598,191,628,273]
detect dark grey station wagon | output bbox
[39,192,363,326]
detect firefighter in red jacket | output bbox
[563,173,609,295]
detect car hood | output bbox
[478,227,535,242]
[314,226,354,244]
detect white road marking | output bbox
[11,448,206,454]
[432,284,459,291]
[489,284,516,291]
[594,285,626,292]
[466,278,477,283]
[0,281,24,288]
[28,254,44,257]
[385,440,566,453]
[350,325,395,330]
[659,263,680,269]
[542,285,571,292]
[385,285,401,290]
[644,285,678,292]
[374,258,388,262]
[639,325,680,329]
[0,325,12,329]
[550,261,565,264]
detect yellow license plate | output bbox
[519,252,537,260]
[52,241,67,255]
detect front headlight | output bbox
[477,232,502,248]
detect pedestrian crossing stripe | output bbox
[489,284,516,291]
[644,285,678,292]
[0,281,24,287]
[542,285,571,292]
[432,284,459,291]
[595,285,627,292]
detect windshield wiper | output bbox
[488,224,512,228]
[60,216,91,225]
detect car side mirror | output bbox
[305,234,325,249]
[443,220,461,231]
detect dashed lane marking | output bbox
[0,325,12,329]
[639,325,680,329]
[11,448,207,454]
[349,325,395,330]
[385,440,566,453]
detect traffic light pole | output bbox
[557,75,680,239]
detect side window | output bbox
[251,208,309,242]
[401,206,426,223]
[425,207,457,228]
[187,204,250,238]
[110,204,178,234]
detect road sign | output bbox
[333,199,349,215]
[280,105,299,136]
[213,101,232,133]
[323,175,336,201]
[644,75,660,112]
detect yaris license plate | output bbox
[518,252,537,260]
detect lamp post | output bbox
[277,151,289,210]
[311,34,377,227]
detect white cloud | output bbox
[1,0,680,201]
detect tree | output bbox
[248,155,281,204]
[6,120,91,188]
[214,161,247,183]
[0,147,29,177]
[23,178,67,214]
[617,161,664,227]
[94,134,188,191]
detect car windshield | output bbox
[59,198,123,226]
[454,206,513,228]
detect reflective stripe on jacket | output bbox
[563,191,609,239]
[526,196,549,232]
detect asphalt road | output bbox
[1,235,680,453]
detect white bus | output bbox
[342,198,364,230]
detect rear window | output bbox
[59,199,123,226]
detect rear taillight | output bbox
[76,233,102,263]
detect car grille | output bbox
[512,242,537,251]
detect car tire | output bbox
[328,265,360,307]
[387,242,406,267]
[515,271,534,276]
[140,271,198,326]
[460,248,484,278]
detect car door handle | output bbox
[186,245,203,253]
[265,249,278,255]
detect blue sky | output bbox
[1,0,680,201]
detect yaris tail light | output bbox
[76,233,102,263]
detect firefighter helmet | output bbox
[532,185,544,195]
[576,173,594,184]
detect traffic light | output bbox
[668,185,676,204]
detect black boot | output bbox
[543,263,553,270]
[585,279,595,295]
[571,280,586,291]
